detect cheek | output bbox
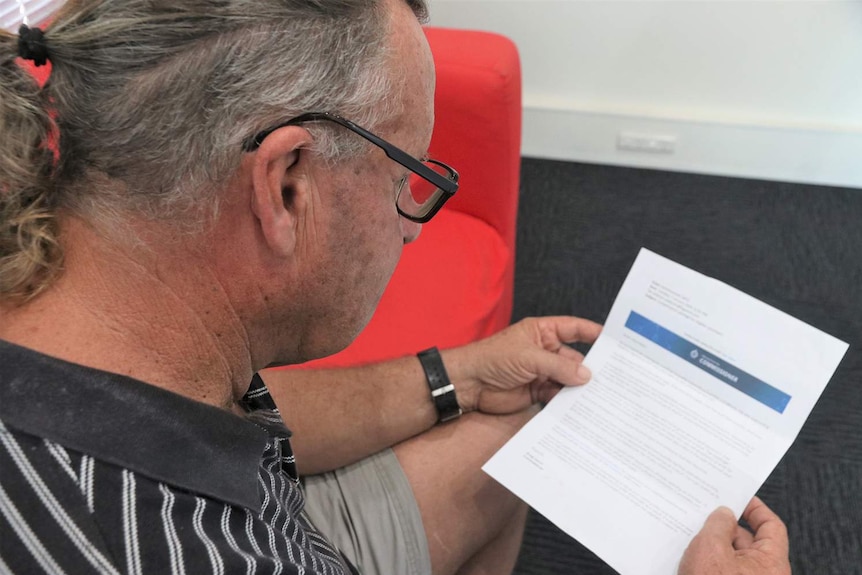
[330,167,406,289]
[334,196,402,286]
[361,207,404,283]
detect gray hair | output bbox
[0,0,428,302]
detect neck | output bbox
[0,216,254,412]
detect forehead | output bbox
[384,0,435,149]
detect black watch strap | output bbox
[417,347,462,423]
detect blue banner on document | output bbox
[624,311,791,414]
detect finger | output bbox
[732,525,755,550]
[743,497,789,555]
[536,316,603,348]
[556,345,585,363]
[534,380,564,405]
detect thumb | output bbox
[696,506,738,544]
[527,348,592,386]
[679,507,737,573]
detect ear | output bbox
[248,126,314,257]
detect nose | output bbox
[401,217,422,244]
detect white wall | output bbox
[428,1,862,188]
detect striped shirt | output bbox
[0,339,357,575]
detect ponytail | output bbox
[0,29,60,302]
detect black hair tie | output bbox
[17,24,49,67]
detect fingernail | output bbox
[576,364,591,382]
[715,506,735,519]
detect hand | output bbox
[678,497,791,575]
[444,316,602,415]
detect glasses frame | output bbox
[242,112,459,223]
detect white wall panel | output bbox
[429,1,862,188]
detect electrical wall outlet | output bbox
[617,132,677,154]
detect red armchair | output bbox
[290,27,522,369]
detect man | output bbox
[0,0,790,573]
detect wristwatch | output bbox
[417,347,462,423]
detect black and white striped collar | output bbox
[0,338,289,511]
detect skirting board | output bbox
[522,105,862,190]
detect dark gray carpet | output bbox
[510,158,862,575]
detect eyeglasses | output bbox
[242,112,459,223]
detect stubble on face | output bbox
[293,0,437,361]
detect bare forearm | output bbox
[260,355,438,475]
[260,317,602,476]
